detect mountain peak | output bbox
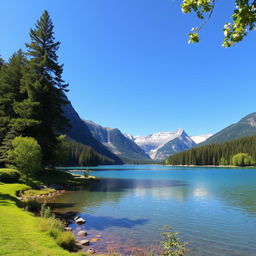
[130,128,195,160]
[191,134,213,144]
[239,112,256,127]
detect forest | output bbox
[0,11,108,177]
[164,135,256,166]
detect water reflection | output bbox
[51,166,256,256]
[73,215,148,230]
[50,177,189,213]
[51,172,256,217]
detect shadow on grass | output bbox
[0,193,22,207]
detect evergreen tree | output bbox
[0,50,35,164]
[0,56,4,68]
[21,10,70,165]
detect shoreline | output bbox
[165,164,256,168]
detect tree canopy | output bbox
[182,0,256,47]
[164,135,256,166]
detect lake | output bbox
[52,165,256,255]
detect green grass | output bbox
[0,183,83,256]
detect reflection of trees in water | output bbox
[50,178,189,213]
[217,185,256,217]
[51,173,256,218]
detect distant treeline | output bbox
[63,139,114,166]
[164,135,256,166]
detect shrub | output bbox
[0,168,21,183]
[7,137,42,181]
[56,231,77,251]
[160,226,188,256]
[40,203,54,218]
[232,153,255,166]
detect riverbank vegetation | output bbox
[164,135,256,166]
[0,184,84,256]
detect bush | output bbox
[232,153,255,166]
[40,203,54,218]
[56,231,77,251]
[161,226,188,256]
[0,168,21,183]
[7,137,42,181]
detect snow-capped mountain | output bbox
[125,129,196,160]
[191,134,213,144]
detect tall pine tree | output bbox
[21,10,69,165]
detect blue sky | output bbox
[0,0,255,136]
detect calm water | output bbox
[53,165,256,255]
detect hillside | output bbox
[84,120,151,163]
[63,97,122,164]
[201,112,256,145]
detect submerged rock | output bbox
[77,230,88,236]
[64,227,73,232]
[90,238,100,242]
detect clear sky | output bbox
[0,0,255,136]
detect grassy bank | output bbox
[0,183,83,256]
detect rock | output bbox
[86,248,96,254]
[79,239,90,246]
[77,230,87,236]
[75,217,86,225]
[64,227,73,232]
[75,242,82,250]
[74,216,81,221]
[90,238,100,242]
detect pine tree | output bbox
[21,10,70,165]
[0,50,36,164]
[0,56,4,68]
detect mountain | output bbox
[201,112,256,145]
[63,98,122,164]
[126,129,196,160]
[191,134,213,144]
[84,120,151,163]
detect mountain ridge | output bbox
[84,120,151,163]
[201,112,256,145]
[126,129,197,160]
[62,96,123,164]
